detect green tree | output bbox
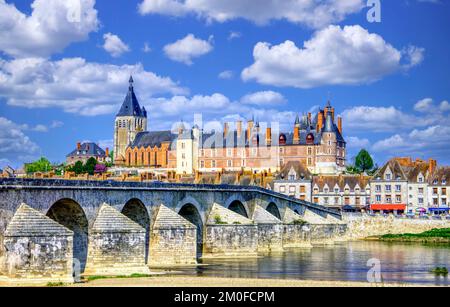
[72,161,84,175]
[355,149,374,173]
[83,157,98,175]
[25,157,52,173]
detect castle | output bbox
[113,77,346,175]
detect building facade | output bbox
[113,78,347,175]
[273,161,313,202]
[66,142,107,165]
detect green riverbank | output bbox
[367,228,450,244]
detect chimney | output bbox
[308,112,312,123]
[293,126,300,144]
[247,120,254,140]
[331,108,335,122]
[223,122,229,137]
[105,147,109,157]
[236,121,243,137]
[337,117,343,134]
[429,159,437,175]
[266,127,272,145]
[316,112,324,133]
[77,142,81,150]
[324,108,328,119]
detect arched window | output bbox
[135,152,138,165]
[128,152,131,166]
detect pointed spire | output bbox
[129,75,134,88]
[295,114,300,125]
[117,76,145,117]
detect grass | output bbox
[214,215,228,225]
[375,228,450,243]
[292,219,308,226]
[46,282,66,287]
[86,273,152,282]
[431,267,448,276]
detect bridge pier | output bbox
[1,204,74,284]
[149,205,197,267]
[282,207,312,248]
[252,205,284,252]
[83,204,150,276]
[203,203,258,258]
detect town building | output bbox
[428,167,450,215]
[66,142,108,165]
[370,157,438,214]
[273,161,313,202]
[312,174,370,211]
[113,77,347,175]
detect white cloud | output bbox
[138,0,365,29]
[0,57,188,116]
[102,33,130,57]
[0,117,40,164]
[142,42,152,53]
[144,92,296,132]
[440,100,450,112]
[372,125,450,159]
[347,136,370,149]
[228,31,241,41]
[0,0,99,58]
[341,105,434,132]
[402,45,425,69]
[163,34,213,65]
[414,98,450,113]
[218,70,233,79]
[240,91,286,106]
[50,120,64,128]
[414,98,434,112]
[242,25,424,88]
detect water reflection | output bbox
[192,242,450,285]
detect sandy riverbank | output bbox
[70,275,429,287]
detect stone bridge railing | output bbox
[0,178,341,218]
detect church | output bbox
[113,77,346,175]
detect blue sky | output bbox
[0,0,449,168]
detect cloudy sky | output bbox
[0,0,449,168]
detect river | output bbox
[187,241,450,286]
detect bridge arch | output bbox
[121,198,150,263]
[266,202,281,220]
[227,200,249,218]
[46,198,89,273]
[178,203,203,258]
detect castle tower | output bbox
[113,76,148,164]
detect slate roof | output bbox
[372,159,408,181]
[429,167,450,186]
[313,175,370,191]
[130,131,177,148]
[277,161,312,180]
[117,76,146,118]
[67,142,106,158]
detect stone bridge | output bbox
[0,178,345,284]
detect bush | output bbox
[214,215,227,225]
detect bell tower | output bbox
[113,76,148,164]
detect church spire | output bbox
[116,75,145,117]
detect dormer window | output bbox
[385,174,391,180]
[289,174,296,181]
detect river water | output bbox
[192,241,450,286]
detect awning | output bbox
[370,204,406,211]
[429,207,450,211]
